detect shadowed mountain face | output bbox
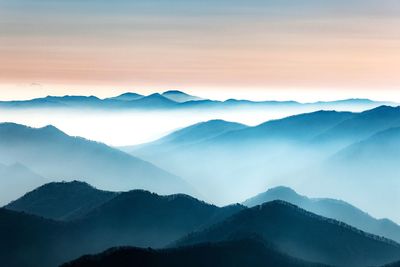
[5,181,118,221]
[74,190,244,249]
[0,163,47,205]
[0,208,74,267]
[0,123,194,205]
[243,187,400,243]
[384,261,400,267]
[176,201,400,267]
[0,187,245,267]
[61,239,329,267]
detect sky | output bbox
[1,0,400,101]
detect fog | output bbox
[0,102,385,146]
[1,104,400,225]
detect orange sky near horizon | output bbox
[1,0,400,101]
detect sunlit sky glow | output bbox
[1,0,400,101]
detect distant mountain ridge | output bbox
[0,91,395,110]
[243,186,400,243]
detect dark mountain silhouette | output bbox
[161,90,204,103]
[383,261,400,267]
[0,162,47,206]
[176,201,400,267]
[243,186,400,243]
[0,208,75,267]
[313,106,400,148]
[61,239,329,267]
[0,189,244,267]
[75,190,244,248]
[0,123,194,203]
[5,181,117,221]
[107,92,144,101]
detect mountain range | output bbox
[175,200,400,267]
[6,181,118,221]
[0,91,395,111]
[2,181,400,267]
[243,186,400,243]
[0,183,243,267]
[124,105,400,223]
[0,123,194,205]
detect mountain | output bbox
[0,95,103,108]
[0,162,47,206]
[313,106,400,148]
[74,190,244,248]
[125,110,356,204]
[384,261,400,267]
[0,92,394,111]
[0,208,74,267]
[124,119,248,156]
[0,123,193,205]
[161,90,204,103]
[61,239,329,267]
[5,181,117,221]
[107,92,144,101]
[176,201,400,267]
[0,189,244,267]
[243,186,400,243]
[123,93,178,108]
[332,126,400,165]
[305,125,400,223]
[210,110,355,144]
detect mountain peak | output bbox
[162,90,188,95]
[108,92,144,101]
[161,90,203,103]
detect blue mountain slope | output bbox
[176,201,400,267]
[0,123,194,203]
[161,90,204,103]
[125,119,248,155]
[107,92,144,101]
[313,106,400,147]
[0,162,47,206]
[5,181,118,221]
[332,126,400,163]
[209,110,355,144]
[243,186,400,243]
